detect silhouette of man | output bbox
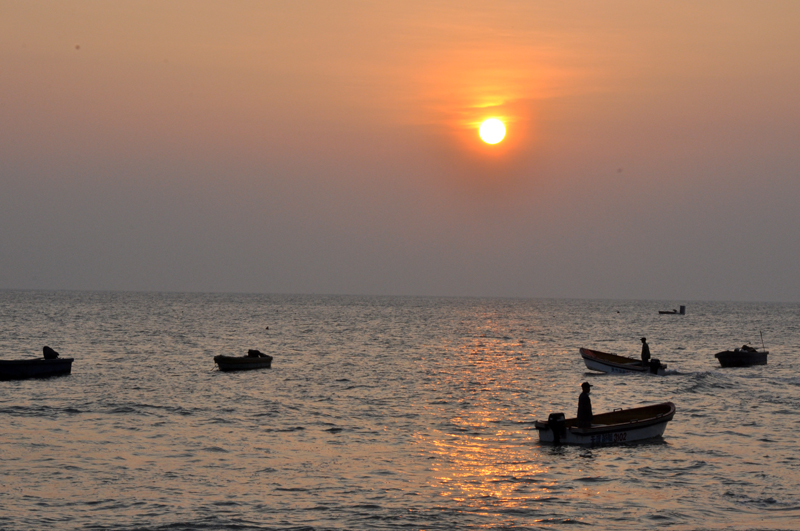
[641,337,651,366]
[577,382,593,428]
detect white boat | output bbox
[580,347,667,376]
[534,402,676,445]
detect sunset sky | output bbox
[2,1,799,301]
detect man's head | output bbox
[581,382,592,392]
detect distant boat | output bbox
[0,358,74,380]
[534,402,676,445]
[715,346,768,367]
[214,350,273,371]
[580,347,667,375]
[659,305,686,315]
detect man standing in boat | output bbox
[577,382,593,428]
[641,337,651,366]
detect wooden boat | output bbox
[534,402,676,445]
[0,358,74,380]
[715,346,768,367]
[580,347,667,375]
[214,350,273,371]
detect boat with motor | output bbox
[214,349,273,371]
[0,346,73,380]
[580,347,667,375]
[534,402,676,445]
[715,345,768,367]
[659,305,686,315]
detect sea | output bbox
[1,291,799,530]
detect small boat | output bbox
[534,402,676,445]
[580,347,667,375]
[715,346,768,367]
[659,305,686,315]
[0,346,73,381]
[0,358,74,380]
[214,350,273,371]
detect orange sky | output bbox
[2,1,800,300]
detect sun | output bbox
[479,118,506,144]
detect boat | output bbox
[659,305,686,315]
[0,346,73,380]
[214,350,273,371]
[0,357,74,380]
[534,402,676,445]
[580,347,667,375]
[715,346,768,367]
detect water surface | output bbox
[1,292,798,530]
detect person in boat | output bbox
[43,346,59,360]
[641,337,651,366]
[577,382,593,428]
[740,344,757,352]
[247,349,266,358]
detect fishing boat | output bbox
[534,402,676,445]
[659,305,686,315]
[715,346,768,367]
[580,347,667,375]
[214,350,273,371]
[0,357,74,380]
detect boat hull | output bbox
[0,358,74,380]
[535,402,675,445]
[214,355,272,371]
[715,350,767,367]
[580,348,666,376]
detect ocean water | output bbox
[1,291,799,530]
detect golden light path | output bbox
[417,330,555,510]
[479,118,506,144]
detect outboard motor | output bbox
[649,358,661,374]
[43,346,59,360]
[548,412,566,444]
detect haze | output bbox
[2,1,799,302]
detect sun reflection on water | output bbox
[428,432,550,508]
[415,315,555,511]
